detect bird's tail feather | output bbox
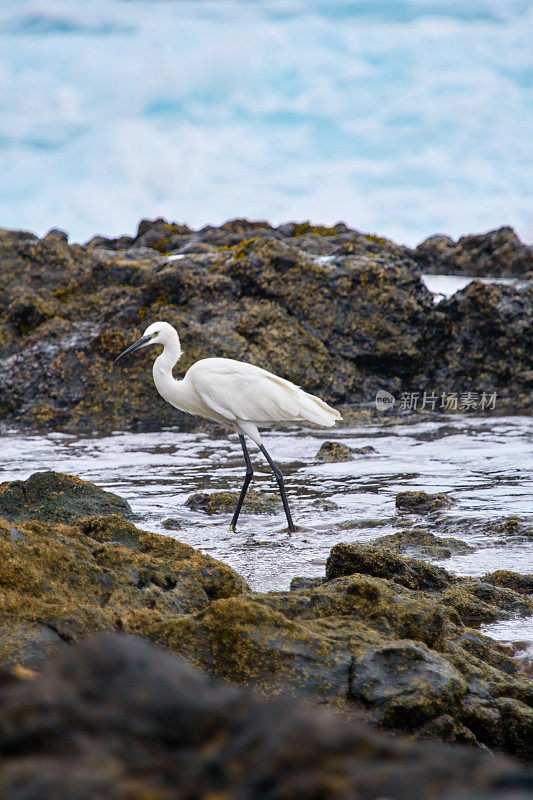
[297,391,342,427]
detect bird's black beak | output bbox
[114,334,152,363]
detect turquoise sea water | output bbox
[0,0,531,244]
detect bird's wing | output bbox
[188,360,303,423]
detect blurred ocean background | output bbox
[0,0,531,245]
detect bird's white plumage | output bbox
[187,358,337,427]
[137,321,341,445]
[116,320,342,531]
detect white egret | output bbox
[114,321,341,532]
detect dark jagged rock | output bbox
[1,635,532,800]
[442,577,533,624]
[0,513,248,669]
[414,226,533,278]
[373,528,475,560]
[44,227,69,243]
[311,498,339,511]
[289,576,325,590]
[0,219,530,433]
[325,542,450,589]
[161,516,186,530]
[1,501,533,757]
[186,489,280,515]
[415,713,479,745]
[316,441,355,462]
[396,491,453,514]
[434,515,533,542]
[0,471,132,523]
[347,641,466,728]
[172,572,533,756]
[429,281,533,409]
[413,234,456,271]
[483,571,533,596]
[489,517,533,540]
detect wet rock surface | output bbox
[0,219,531,434]
[434,514,533,542]
[0,512,248,669]
[141,566,533,758]
[1,635,532,800]
[372,528,475,560]
[353,444,377,454]
[325,542,450,589]
[483,571,533,596]
[186,489,280,515]
[396,491,454,514]
[489,517,533,540]
[0,470,132,523]
[2,488,532,760]
[316,441,355,462]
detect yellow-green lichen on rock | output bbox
[0,219,530,432]
[0,512,248,670]
[1,502,532,757]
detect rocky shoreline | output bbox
[2,635,533,800]
[1,219,532,795]
[1,472,532,764]
[0,219,531,433]
[3,635,532,800]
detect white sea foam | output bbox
[1,416,532,604]
[0,0,531,244]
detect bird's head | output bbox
[114,321,179,362]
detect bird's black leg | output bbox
[230,435,254,531]
[259,443,295,533]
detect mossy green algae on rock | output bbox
[186,489,280,515]
[1,634,530,800]
[0,513,248,669]
[0,471,132,524]
[0,220,531,433]
[0,472,532,757]
[372,529,475,560]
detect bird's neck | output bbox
[154,334,182,376]
[152,335,184,405]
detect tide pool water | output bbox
[2,416,532,645]
[0,0,532,244]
